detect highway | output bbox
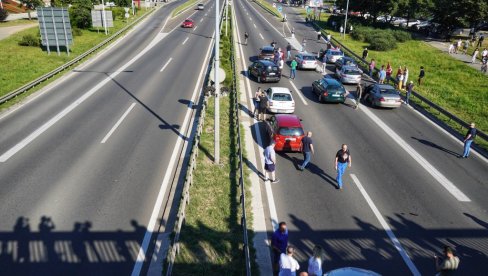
[234,0,488,275]
[0,1,221,275]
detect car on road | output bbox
[258,46,275,60]
[325,267,381,276]
[312,77,347,103]
[295,52,318,70]
[197,3,204,10]
[266,87,295,113]
[181,19,194,28]
[248,60,281,83]
[324,49,344,63]
[335,56,358,71]
[266,114,304,152]
[336,65,363,84]
[363,83,402,108]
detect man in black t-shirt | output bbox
[461,122,477,158]
[299,131,314,171]
[258,93,269,121]
[335,144,352,189]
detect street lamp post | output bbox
[214,0,220,164]
[343,0,349,38]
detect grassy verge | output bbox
[255,0,282,18]
[300,11,488,148]
[171,0,198,18]
[0,19,38,27]
[172,9,255,275]
[0,8,152,99]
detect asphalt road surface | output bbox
[0,1,222,275]
[234,1,488,275]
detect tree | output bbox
[395,0,433,26]
[19,0,44,20]
[69,0,93,29]
[0,9,9,21]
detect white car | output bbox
[324,49,344,63]
[295,52,318,70]
[325,267,381,276]
[197,3,204,10]
[266,87,295,114]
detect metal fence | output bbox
[0,8,156,105]
[312,21,488,145]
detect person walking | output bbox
[354,83,362,109]
[368,59,376,78]
[405,81,414,105]
[402,66,409,88]
[385,62,393,84]
[418,66,425,86]
[253,87,262,118]
[435,246,460,276]
[461,122,477,158]
[307,245,324,276]
[244,31,249,45]
[476,34,484,47]
[290,59,298,79]
[463,40,469,54]
[317,30,321,41]
[362,48,368,60]
[326,33,331,42]
[264,140,280,182]
[258,91,269,121]
[279,246,300,276]
[379,65,386,84]
[321,54,327,74]
[335,144,351,190]
[482,48,488,59]
[286,43,292,60]
[279,58,284,70]
[472,48,479,63]
[302,38,307,52]
[271,222,288,273]
[339,25,344,34]
[299,131,314,171]
[448,43,455,54]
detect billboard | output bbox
[91,10,114,28]
[37,7,73,55]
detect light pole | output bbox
[225,0,228,36]
[214,0,220,164]
[342,0,349,38]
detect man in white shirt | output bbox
[280,246,300,276]
[482,48,488,59]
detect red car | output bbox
[182,19,194,28]
[266,114,305,152]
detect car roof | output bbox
[298,52,315,57]
[322,77,342,85]
[274,114,302,127]
[340,56,356,62]
[342,65,360,70]
[256,60,276,66]
[262,46,275,51]
[268,87,291,94]
[376,84,396,89]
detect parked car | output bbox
[335,56,358,71]
[324,49,344,63]
[336,65,362,84]
[324,267,381,276]
[266,87,295,113]
[392,17,407,25]
[258,46,275,60]
[248,60,281,83]
[295,52,318,70]
[266,114,305,152]
[197,3,204,10]
[364,83,402,108]
[400,20,420,28]
[181,19,194,28]
[311,77,347,103]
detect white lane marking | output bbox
[182,37,189,45]
[101,103,136,144]
[249,16,252,21]
[259,33,264,40]
[243,0,285,37]
[160,57,173,72]
[205,13,207,16]
[130,29,216,276]
[253,23,257,28]
[200,18,203,22]
[351,174,421,276]
[360,106,471,202]
[194,26,198,31]
[289,80,308,106]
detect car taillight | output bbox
[323,91,328,96]
[379,97,385,102]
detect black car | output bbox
[335,56,358,70]
[311,77,347,103]
[248,60,281,83]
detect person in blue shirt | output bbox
[271,222,289,273]
[461,123,477,158]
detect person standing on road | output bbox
[302,38,307,52]
[362,48,368,60]
[472,48,479,63]
[386,62,393,84]
[259,92,269,121]
[461,122,477,158]
[299,131,314,171]
[244,31,249,45]
[402,66,409,89]
[418,66,425,86]
[286,43,292,60]
[279,246,300,276]
[290,59,298,79]
[326,33,331,42]
[476,34,484,47]
[354,83,362,109]
[405,81,414,105]
[335,144,351,190]
[307,245,324,276]
[264,140,280,183]
[368,59,376,78]
[271,222,288,273]
[379,65,386,84]
[253,87,262,118]
[448,43,455,54]
[435,246,460,276]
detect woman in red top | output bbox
[386,62,393,84]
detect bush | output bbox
[392,30,412,42]
[351,26,374,41]
[0,8,8,21]
[18,34,40,47]
[110,7,125,21]
[72,27,83,36]
[369,35,397,51]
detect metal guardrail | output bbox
[311,21,488,144]
[0,8,156,105]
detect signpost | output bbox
[37,7,73,56]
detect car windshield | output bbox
[330,51,342,55]
[302,55,315,60]
[379,88,398,95]
[185,20,192,22]
[327,85,346,93]
[344,69,361,75]
[279,127,304,136]
[272,93,292,101]
[266,66,279,72]
[344,59,356,65]
[262,48,274,54]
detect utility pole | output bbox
[225,0,228,36]
[214,0,220,164]
[101,0,108,35]
[343,0,349,38]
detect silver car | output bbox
[324,49,344,63]
[295,52,318,70]
[336,65,362,84]
[364,84,402,108]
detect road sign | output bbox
[91,10,114,28]
[37,7,73,56]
